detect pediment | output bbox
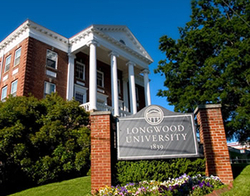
[93,25,153,63]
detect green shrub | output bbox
[116,158,205,185]
[0,93,90,190]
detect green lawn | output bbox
[10,176,91,196]
[9,165,250,196]
[221,165,250,196]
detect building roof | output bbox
[0,20,153,65]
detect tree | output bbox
[0,94,90,191]
[155,0,250,142]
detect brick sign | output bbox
[117,105,199,160]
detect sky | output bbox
[0,0,192,111]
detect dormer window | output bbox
[119,39,126,45]
[46,49,57,69]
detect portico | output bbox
[66,25,153,116]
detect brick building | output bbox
[0,20,153,116]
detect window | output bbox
[46,50,57,69]
[1,86,7,101]
[118,79,121,95]
[14,47,21,66]
[74,84,87,105]
[11,80,18,96]
[119,39,126,45]
[4,55,11,72]
[44,81,56,97]
[75,92,84,104]
[76,62,85,80]
[97,71,104,87]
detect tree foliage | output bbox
[155,0,250,142]
[0,94,90,188]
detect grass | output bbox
[10,176,91,196]
[221,165,250,196]
[9,165,250,196]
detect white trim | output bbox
[0,50,4,81]
[0,20,153,69]
[46,69,57,78]
[14,47,22,66]
[28,20,68,53]
[74,84,88,104]
[89,41,98,110]
[44,81,56,97]
[127,61,137,114]
[93,25,153,62]
[135,74,144,86]
[94,34,150,69]
[75,61,85,81]
[4,55,11,72]
[97,92,108,104]
[0,21,29,54]
[97,70,104,88]
[2,74,8,82]
[142,69,151,106]
[117,114,199,160]
[46,49,58,69]
[66,54,75,100]
[76,80,85,86]
[1,86,8,101]
[11,79,18,96]
[12,68,19,75]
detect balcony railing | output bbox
[80,102,131,117]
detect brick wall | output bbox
[0,37,68,100]
[0,38,28,98]
[24,37,68,99]
[195,104,233,185]
[90,111,112,194]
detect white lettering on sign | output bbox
[125,133,187,144]
[126,125,185,135]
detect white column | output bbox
[88,40,98,111]
[142,69,151,106]
[127,61,137,114]
[66,54,75,100]
[109,52,119,117]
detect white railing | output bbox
[119,110,131,117]
[231,159,250,164]
[80,102,131,116]
[80,102,90,111]
[97,102,113,112]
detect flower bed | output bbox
[94,174,224,196]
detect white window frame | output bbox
[74,84,87,104]
[46,49,58,69]
[97,92,108,105]
[14,47,21,66]
[4,55,11,72]
[75,61,85,80]
[1,86,7,101]
[97,70,104,87]
[44,81,56,97]
[11,80,18,96]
